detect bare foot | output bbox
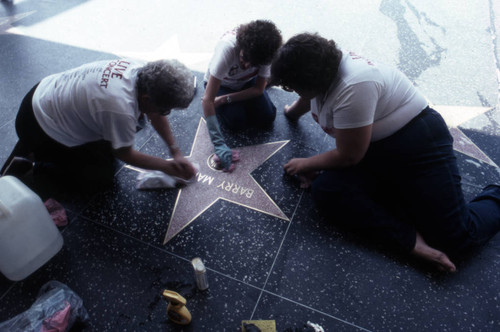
[411,232,457,273]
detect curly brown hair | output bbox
[136,59,195,110]
[271,33,343,95]
[236,20,282,66]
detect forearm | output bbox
[114,147,176,174]
[202,98,216,117]
[285,97,311,120]
[305,149,358,172]
[148,113,182,157]
[205,114,233,170]
[220,85,264,104]
[215,75,267,106]
[285,126,372,175]
[203,75,221,117]
[285,146,367,176]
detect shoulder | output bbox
[340,52,382,84]
[214,34,237,55]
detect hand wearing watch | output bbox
[226,96,232,104]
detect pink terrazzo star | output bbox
[163,118,290,244]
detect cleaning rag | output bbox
[136,163,199,190]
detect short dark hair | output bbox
[271,33,343,94]
[236,20,282,66]
[136,59,194,110]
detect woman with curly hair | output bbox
[202,20,282,171]
[1,59,197,192]
[271,32,500,272]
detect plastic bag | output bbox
[0,281,89,332]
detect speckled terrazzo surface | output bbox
[1,1,500,331]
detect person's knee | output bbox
[218,115,246,131]
[257,105,276,127]
[311,178,343,210]
[216,107,247,131]
[250,95,276,127]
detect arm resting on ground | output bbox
[284,124,373,175]
[284,97,312,120]
[113,146,193,180]
[202,75,232,169]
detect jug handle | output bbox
[0,200,12,218]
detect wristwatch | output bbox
[226,96,232,104]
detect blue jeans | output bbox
[312,107,500,256]
[212,79,276,130]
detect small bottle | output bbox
[192,257,209,290]
[162,290,192,325]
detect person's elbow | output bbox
[337,150,365,168]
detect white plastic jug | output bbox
[0,176,63,281]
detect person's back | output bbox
[33,59,144,149]
[313,52,427,142]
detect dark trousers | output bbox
[1,84,116,192]
[213,79,276,130]
[312,107,500,257]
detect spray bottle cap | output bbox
[191,257,206,273]
[162,290,186,306]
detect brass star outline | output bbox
[0,10,36,35]
[432,105,497,167]
[117,34,212,72]
[163,118,289,244]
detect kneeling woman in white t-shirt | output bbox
[202,20,282,171]
[1,59,197,193]
[271,32,500,273]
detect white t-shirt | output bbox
[311,52,428,142]
[204,30,270,90]
[32,59,145,149]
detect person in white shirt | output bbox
[202,20,282,171]
[2,59,196,193]
[271,32,500,273]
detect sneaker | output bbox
[2,157,33,177]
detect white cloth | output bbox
[135,163,199,190]
[32,59,145,149]
[204,30,270,90]
[136,171,178,189]
[311,52,428,142]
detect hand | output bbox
[283,158,309,176]
[166,160,195,181]
[214,144,233,171]
[205,114,233,171]
[173,156,197,179]
[213,149,240,172]
[214,96,225,108]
